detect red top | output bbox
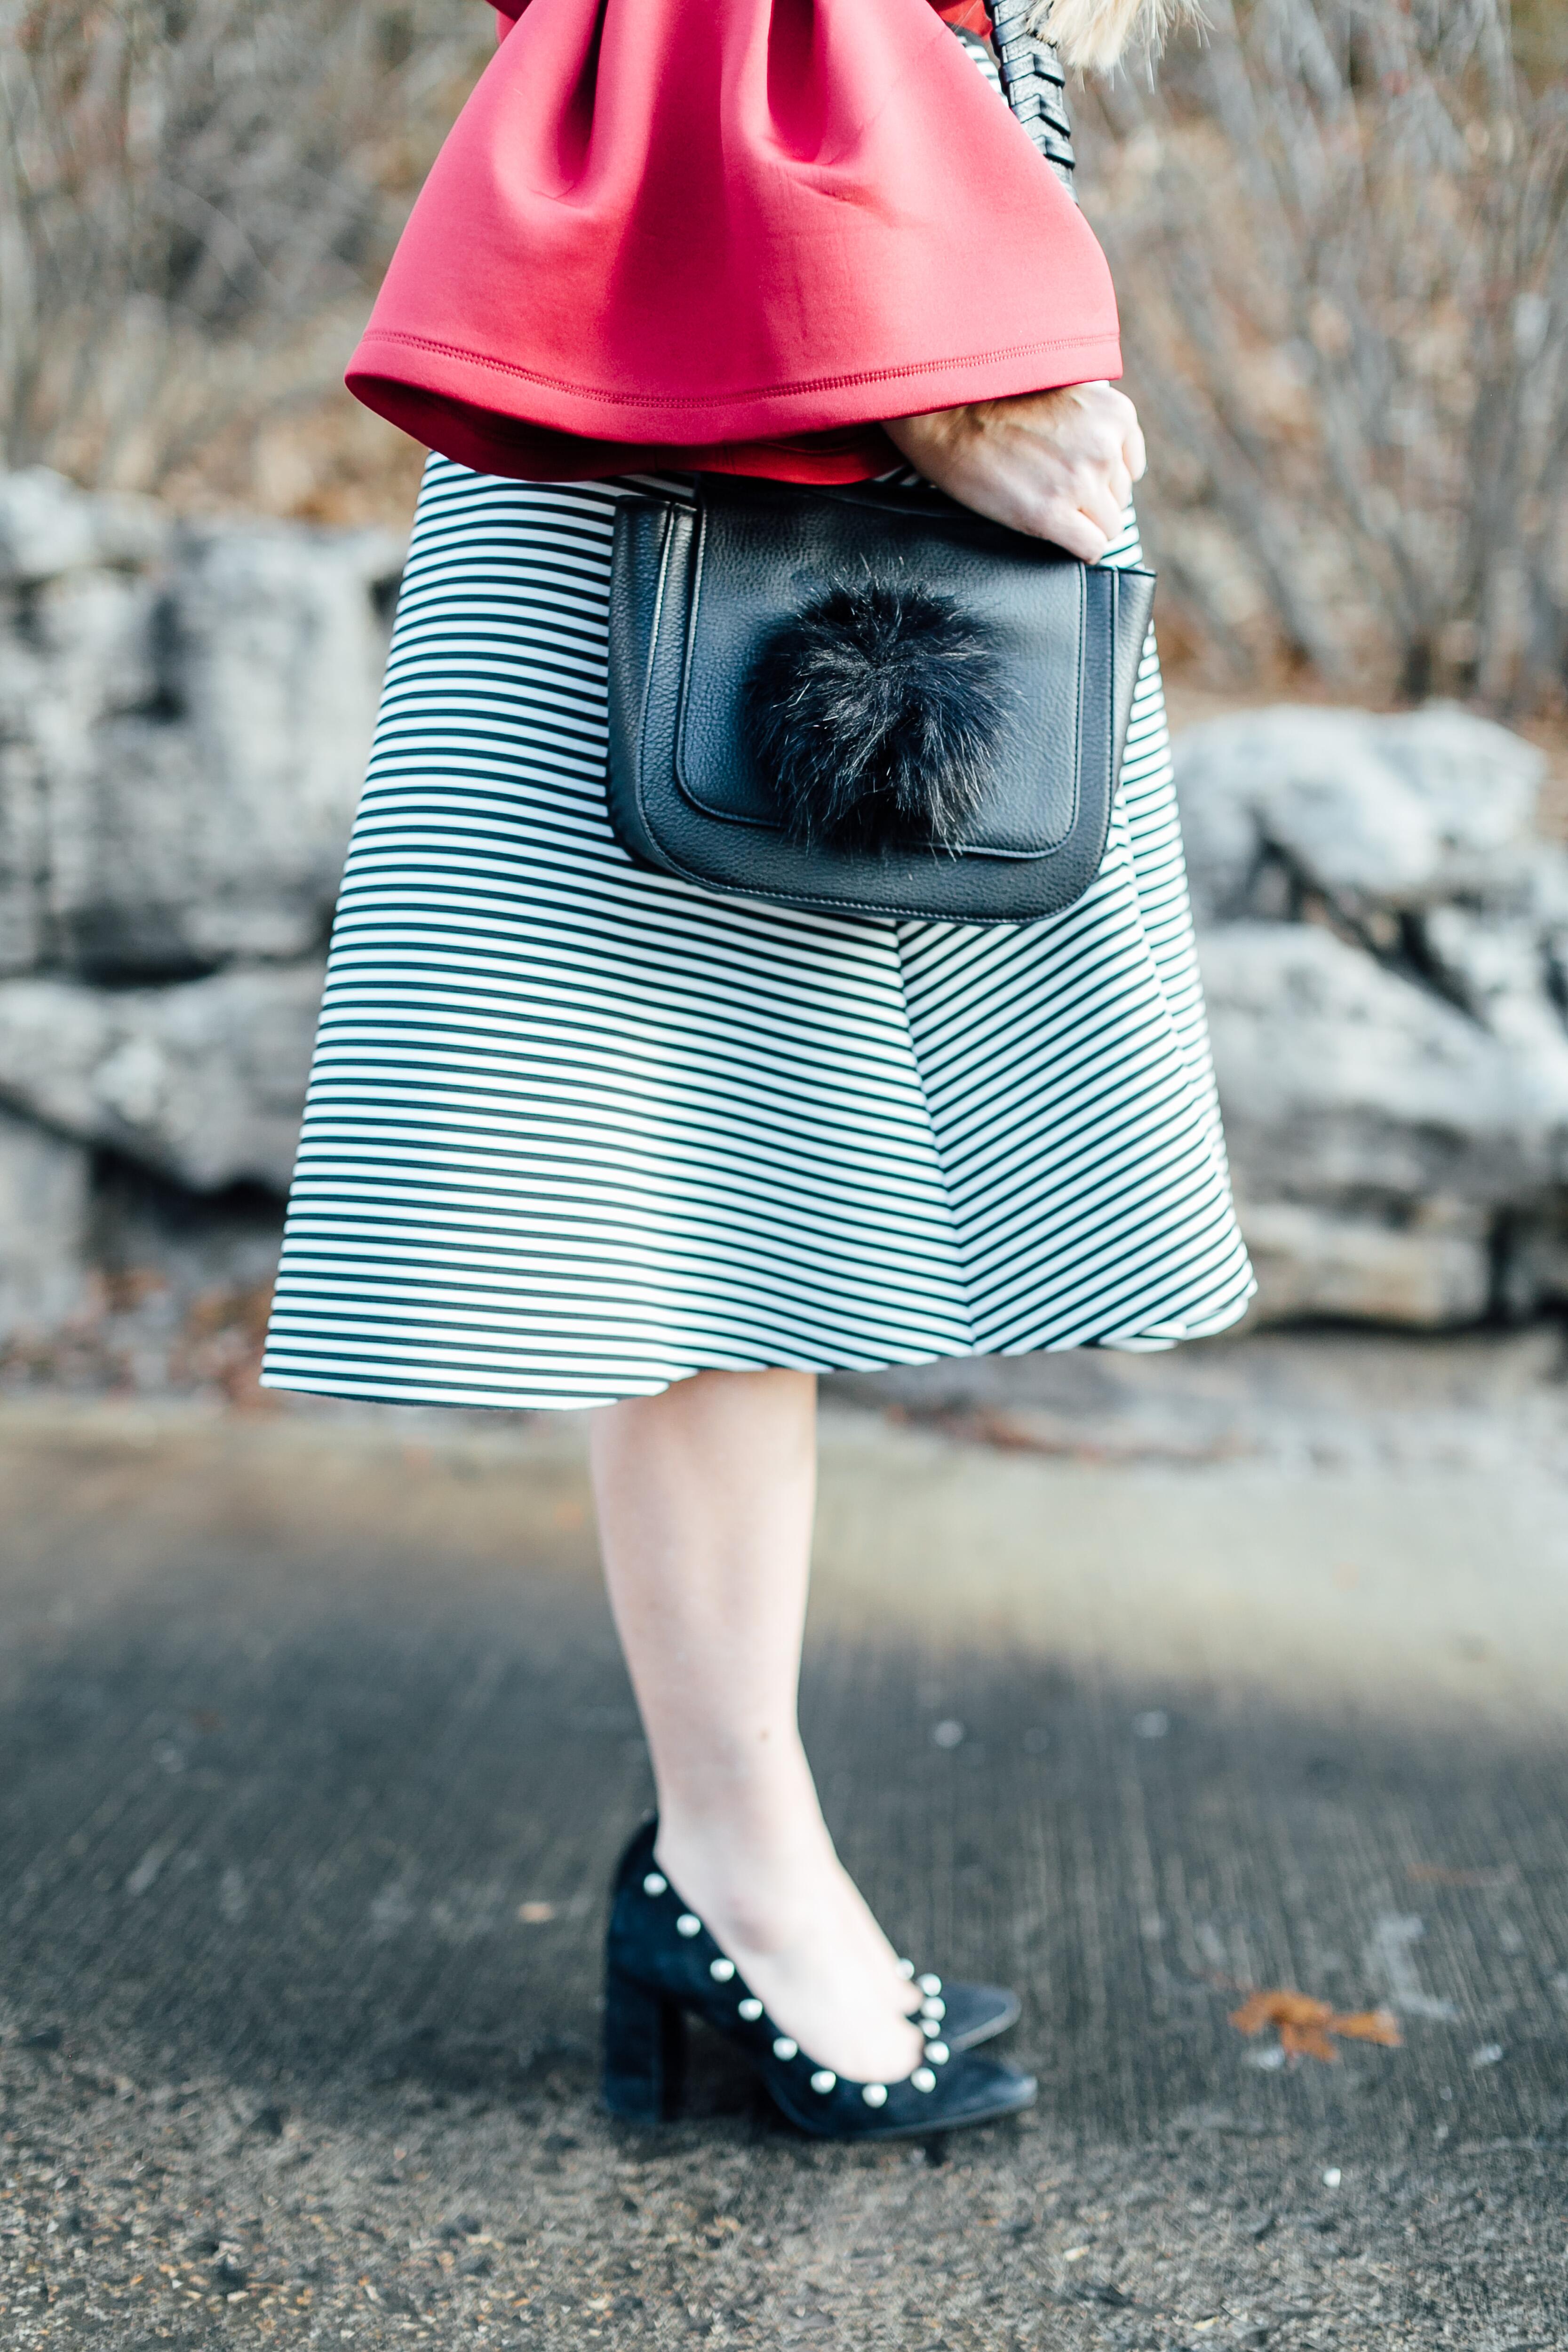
[347,0,1121,485]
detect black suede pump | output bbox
[603,1820,1036,2140]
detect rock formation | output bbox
[5,461,1568,1348]
[1175,705,1568,1323]
[0,466,398,1347]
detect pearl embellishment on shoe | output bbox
[773,2037,797,2060]
[926,2041,949,2064]
[709,1957,735,1981]
[810,2070,836,2094]
[862,2084,888,2107]
[738,1998,763,2021]
[918,1974,942,1996]
[643,1872,667,1896]
[921,1997,945,2020]
[897,1957,915,1979]
[676,1913,701,1937]
[912,2067,937,2093]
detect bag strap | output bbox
[983,0,1077,196]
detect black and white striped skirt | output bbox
[260,456,1254,1411]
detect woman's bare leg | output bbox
[590,1366,923,2083]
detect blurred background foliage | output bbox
[0,0,492,520]
[2,0,1565,714]
[1082,0,1568,713]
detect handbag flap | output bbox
[675,480,1090,860]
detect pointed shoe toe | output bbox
[898,1968,1021,2052]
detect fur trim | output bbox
[1028,0,1204,72]
[743,582,1008,852]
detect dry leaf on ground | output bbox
[1229,1989,1401,2064]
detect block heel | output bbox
[603,1962,688,2122]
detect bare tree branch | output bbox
[1082,0,1568,711]
[0,0,490,492]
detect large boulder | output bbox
[1173,703,1546,926]
[1236,1200,1493,1329]
[1198,921,1568,1211]
[1174,702,1568,1327]
[0,962,325,1193]
[0,464,169,584]
[0,468,400,979]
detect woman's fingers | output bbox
[1036,501,1112,563]
[988,455,1126,556]
[1068,382,1145,497]
[882,384,1144,554]
[1021,454,1122,554]
[1074,472,1127,546]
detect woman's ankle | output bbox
[653,1801,839,1960]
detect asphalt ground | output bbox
[1,1367,1566,2351]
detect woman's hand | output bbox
[882,382,1146,563]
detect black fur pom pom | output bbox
[742,581,1008,851]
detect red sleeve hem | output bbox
[348,381,901,485]
[348,321,1124,484]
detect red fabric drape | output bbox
[348,0,1120,484]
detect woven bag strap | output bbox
[983,0,1077,195]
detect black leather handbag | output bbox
[604,1,1154,928]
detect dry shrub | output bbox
[0,0,490,514]
[1079,0,1568,712]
